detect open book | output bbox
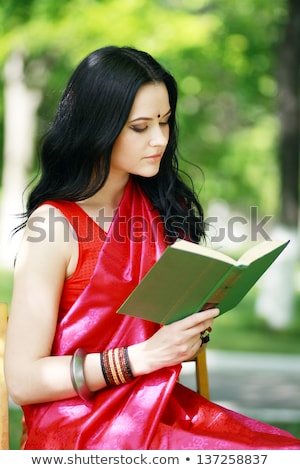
[117,239,289,324]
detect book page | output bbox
[172,239,236,265]
[237,240,289,266]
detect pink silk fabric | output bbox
[23,178,300,449]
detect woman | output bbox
[4,45,300,449]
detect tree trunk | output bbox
[277,0,300,226]
[0,51,41,269]
[255,0,300,329]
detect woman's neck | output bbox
[76,173,130,232]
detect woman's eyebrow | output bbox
[129,109,171,123]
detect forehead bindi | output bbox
[128,83,170,122]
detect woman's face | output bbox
[109,82,171,179]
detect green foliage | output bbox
[0,0,290,217]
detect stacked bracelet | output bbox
[70,348,94,401]
[100,347,135,387]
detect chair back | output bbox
[0,303,9,450]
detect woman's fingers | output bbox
[143,307,219,368]
[175,308,219,332]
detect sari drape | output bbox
[23,178,300,450]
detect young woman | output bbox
[4,46,300,450]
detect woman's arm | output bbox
[4,205,107,405]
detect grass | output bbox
[2,268,300,448]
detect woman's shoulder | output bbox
[28,200,85,228]
[25,202,77,247]
[32,200,79,216]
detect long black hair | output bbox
[16,45,206,243]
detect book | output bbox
[117,239,289,324]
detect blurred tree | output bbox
[1,51,41,267]
[0,0,298,271]
[276,0,300,228]
[255,0,300,329]
[0,0,290,211]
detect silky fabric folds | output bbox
[22,177,300,450]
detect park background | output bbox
[0,0,299,448]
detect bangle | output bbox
[100,347,135,387]
[123,346,134,380]
[70,348,94,401]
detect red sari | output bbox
[22,178,300,449]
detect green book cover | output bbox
[117,239,289,324]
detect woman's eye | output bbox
[129,120,169,133]
[130,126,147,133]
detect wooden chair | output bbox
[193,347,210,399]
[184,347,210,399]
[0,302,9,450]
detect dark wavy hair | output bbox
[16,45,206,243]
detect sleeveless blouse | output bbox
[43,200,105,316]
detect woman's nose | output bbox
[149,125,169,147]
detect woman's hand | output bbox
[128,307,219,376]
